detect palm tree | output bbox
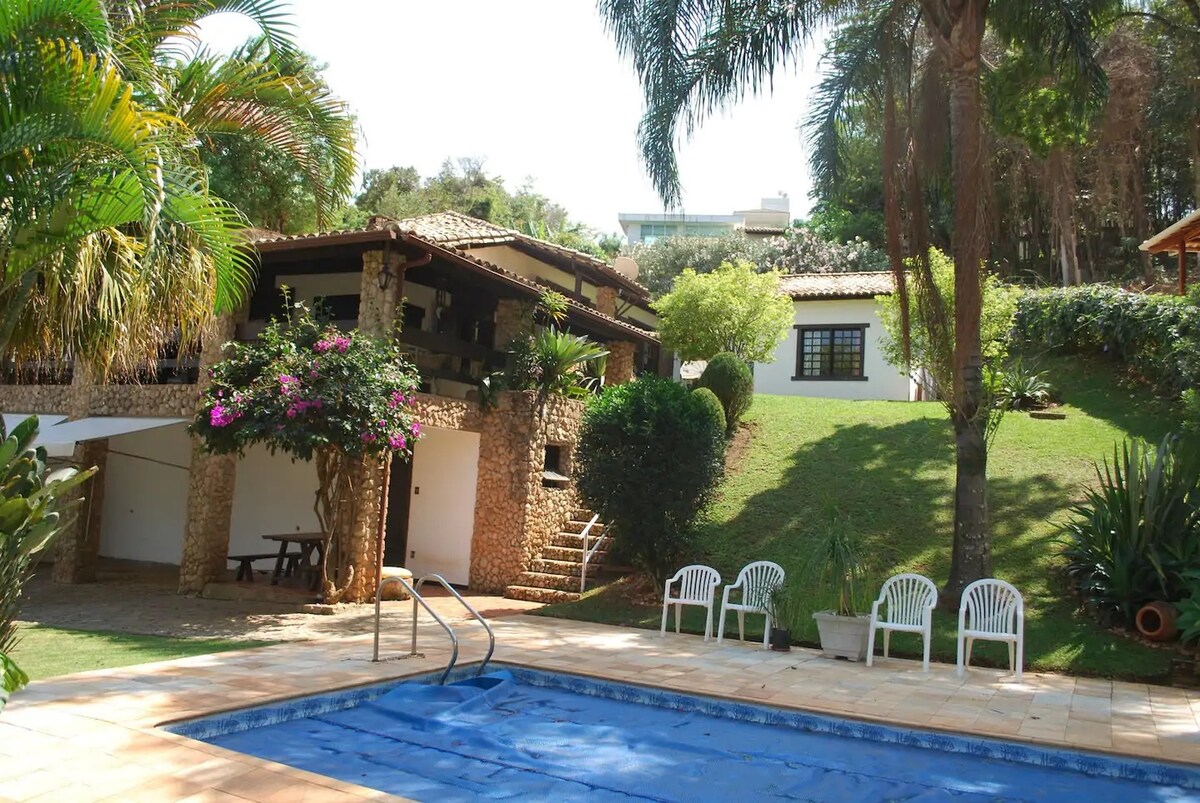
[599,0,1105,606]
[0,0,355,379]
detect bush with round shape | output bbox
[576,377,725,586]
[691,387,726,434]
[698,352,753,435]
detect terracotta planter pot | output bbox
[1136,601,1179,642]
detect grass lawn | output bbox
[9,625,270,681]
[537,356,1181,681]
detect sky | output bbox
[200,1,828,236]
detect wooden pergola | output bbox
[1140,209,1200,295]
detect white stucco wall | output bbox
[99,424,323,566]
[228,446,322,555]
[404,426,480,585]
[753,298,913,401]
[100,423,192,564]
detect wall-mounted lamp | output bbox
[378,264,393,291]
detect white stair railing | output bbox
[579,514,605,594]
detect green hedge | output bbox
[1013,286,1200,397]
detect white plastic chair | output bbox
[866,573,938,671]
[717,561,785,648]
[661,565,721,641]
[956,578,1024,681]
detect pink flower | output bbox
[334,335,351,353]
[388,390,405,408]
[314,340,332,354]
[286,407,298,419]
[388,434,406,450]
[209,404,239,428]
[360,432,377,443]
[309,369,319,379]
[411,421,421,437]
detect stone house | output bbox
[0,212,661,602]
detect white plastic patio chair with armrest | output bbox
[956,578,1024,681]
[717,561,785,648]
[661,565,721,641]
[866,573,938,671]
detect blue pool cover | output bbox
[201,669,1198,802]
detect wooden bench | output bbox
[229,552,303,582]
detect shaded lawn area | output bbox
[537,356,1178,681]
[10,625,270,680]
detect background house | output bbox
[752,272,917,402]
[0,212,661,601]
[618,194,791,244]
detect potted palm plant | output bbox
[765,582,799,651]
[810,525,872,661]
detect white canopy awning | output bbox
[2,413,187,458]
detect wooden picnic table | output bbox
[263,533,325,590]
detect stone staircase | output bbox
[504,509,616,603]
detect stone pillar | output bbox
[605,341,636,386]
[178,313,239,594]
[494,298,535,347]
[51,439,108,584]
[468,392,585,592]
[327,248,404,603]
[595,286,618,318]
[67,362,94,420]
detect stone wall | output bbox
[595,286,617,318]
[0,384,71,416]
[605,341,636,385]
[469,391,583,592]
[494,298,535,347]
[51,439,108,583]
[0,373,196,419]
[178,314,239,594]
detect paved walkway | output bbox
[2,616,1198,801]
[20,562,542,643]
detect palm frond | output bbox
[600,0,835,206]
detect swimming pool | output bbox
[169,664,1200,801]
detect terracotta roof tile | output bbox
[779,271,895,299]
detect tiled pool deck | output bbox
[2,614,1198,801]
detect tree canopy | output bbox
[652,261,794,363]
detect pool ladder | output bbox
[372,573,496,685]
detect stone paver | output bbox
[19,564,542,642]
[3,615,1198,801]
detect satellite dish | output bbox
[614,256,640,281]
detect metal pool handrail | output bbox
[372,575,458,685]
[415,573,496,677]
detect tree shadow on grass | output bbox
[542,413,1170,679]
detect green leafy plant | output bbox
[1176,571,1200,646]
[0,416,93,710]
[997,359,1055,411]
[191,303,422,602]
[697,352,754,436]
[503,328,609,405]
[691,387,727,435]
[766,580,805,633]
[1061,435,1200,626]
[575,377,725,585]
[652,260,794,363]
[807,524,868,617]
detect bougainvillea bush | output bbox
[191,303,422,600]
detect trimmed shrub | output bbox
[691,387,726,434]
[698,352,753,436]
[576,377,725,585]
[1014,286,1200,398]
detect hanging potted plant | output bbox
[810,525,872,661]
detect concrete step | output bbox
[543,545,609,563]
[530,558,584,577]
[550,532,611,548]
[513,571,581,592]
[570,508,595,521]
[503,585,581,604]
[561,519,606,535]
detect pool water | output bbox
[172,666,1199,802]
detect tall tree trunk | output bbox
[1048,149,1081,287]
[924,0,990,609]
